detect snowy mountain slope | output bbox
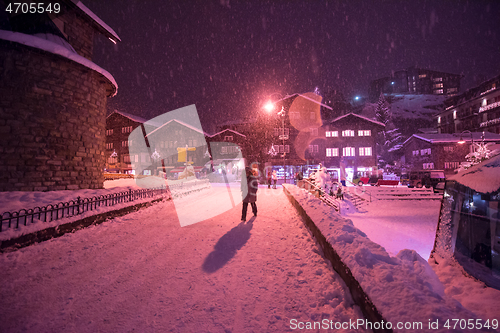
[361,94,446,136]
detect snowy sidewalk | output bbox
[0,186,364,333]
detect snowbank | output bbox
[284,185,484,332]
[448,153,500,194]
[0,180,169,241]
[430,256,500,322]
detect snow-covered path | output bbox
[0,186,363,333]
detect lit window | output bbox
[444,161,459,169]
[224,136,233,141]
[437,116,441,124]
[326,131,331,137]
[342,130,354,137]
[326,148,339,157]
[122,140,129,147]
[358,130,371,136]
[106,142,113,149]
[106,129,113,136]
[343,147,355,156]
[122,126,133,133]
[419,74,427,78]
[423,162,434,169]
[359,147,372,156]
[453,110,457,119]
[331,131,338,137]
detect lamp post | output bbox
[264,94,287,185]
[278,106,287,184]
[151,148,161,175]
[457,130,474,153]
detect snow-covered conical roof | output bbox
[448,153,500,194]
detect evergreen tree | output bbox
[374,93,404,168]
[456,142,499,172]
[375,93,391,126]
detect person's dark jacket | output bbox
[242,174,258,203]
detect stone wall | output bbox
[57,4,95,61]
[0,40,113,191]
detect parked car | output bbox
[353,176,369,185]
[407,170,446,191]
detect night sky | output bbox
[86,0,500,132]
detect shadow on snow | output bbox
[202,217,255,273]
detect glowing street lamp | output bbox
[264,101,275,112]
[457,130,474,152]
[263,93,287,184]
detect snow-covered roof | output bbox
[403,132,500,146]
[146,119,208,138]
[73,1,121,43]
[274,93,333,110]
[209,128,246,138]
[448,153,500,194]
[33,33,76,53]
[107,110,148,124]
[330,112,386,127]
[217,117,258,126]
[0,29,118,97]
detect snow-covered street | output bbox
[0,186,364,333]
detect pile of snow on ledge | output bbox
[284,185,481,332]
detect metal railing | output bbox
[299,179,341,212]
[167,178,210,191]
[0,187,169,232]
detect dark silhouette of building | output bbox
[436,74,500,135]
[369,67,462,102]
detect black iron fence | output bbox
[0,187,169,232]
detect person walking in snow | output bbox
[241,167,258,222]
[272,170,278,189]
[267,170,272,189]
[336,185,344,200]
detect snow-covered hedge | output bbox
[284,185,481,333]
